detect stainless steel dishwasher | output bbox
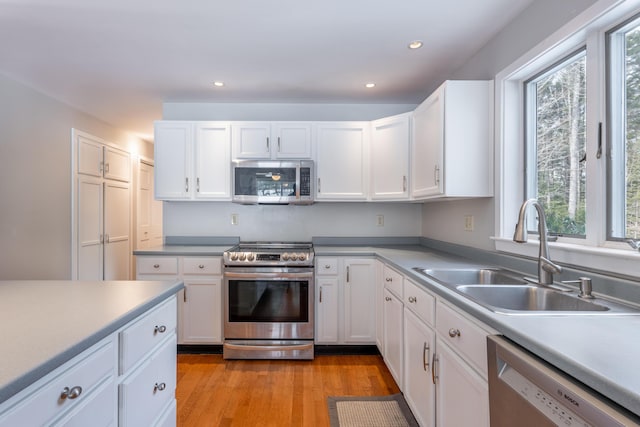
[487,335,640,426]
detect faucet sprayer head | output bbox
[513,199,536,243]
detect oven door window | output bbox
[228,279,309,322]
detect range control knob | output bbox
[238,253,247,261]
[230,252,239,261]
[246,253,255,261]
[282,253,290,261]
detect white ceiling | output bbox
[0,0,535,140]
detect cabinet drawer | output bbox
[436,301,489,377]
[183,257,221,275]
[119,336,177,427]
[137,257,178,275]
[53,377,116,427]
[404,279,435,327]
[316,257,338,275]
[383,265,403,298]
[120,297,177,374]
[0,338,115,427]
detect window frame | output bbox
[494,0,640,278]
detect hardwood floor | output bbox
[176,354,401,427]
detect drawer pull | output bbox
[154,382,166,393]
[153,264,160,269]
[154,325,167,334]
[423,342,430,371]
[324,264,331,269]
[408,296,417,303]
[60,386,82,400]
[385,277,392,282]
[385,296,392,302]
[448,328,461,338]
[199,264,205,269]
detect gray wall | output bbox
[0,73,152,279]
[421,0,597,251]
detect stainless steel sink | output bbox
[413,267,527,285]
[455,285,640,315]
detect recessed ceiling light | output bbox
[213,81,224,87]
[408,40,423,49]
[365,83,376,88]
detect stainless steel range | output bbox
[223,242,314,360]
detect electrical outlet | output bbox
[376,215,384,227]
[464,215,474,231]
[231,213,239,225]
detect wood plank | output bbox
[176,354,401,426]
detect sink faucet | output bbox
[513,199,562,285]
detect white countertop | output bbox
[0,280,183,403]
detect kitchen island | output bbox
[0,279,183,426]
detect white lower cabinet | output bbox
[379,262,492,427]
[315,257,376,344]
[383,288,404,389]
[0,296,178,427]
[403,309,436,427]
[136,255,223,345]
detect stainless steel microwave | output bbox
[232,160,314,205]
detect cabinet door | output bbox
[371,113,410,200]
[103,146,131,183]
[232,123,271,159]
[194,123,231,200]
[435,340,489,427]
[315,123,369,200]
[383,289,403,389]
[404,309,436,427]
[181,278,222,344]
[412,88,443,198]
[343,259,375,343]
[315,277,339,343]
[273,123,313,159]
[77,176,103,280]
[77,135,104,178]
[154,122,192,199]
[104,181,130,280]
[375,260,384,354]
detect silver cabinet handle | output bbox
[408,296,417,303]
[346,266,350,283]
[324,264,331,269]
[60,386,82,400]
[448,328,461,338]
[154,325,167,334]
[104,163,110,173]
[423,342,430,371]
[278,136,281,152]
[153,264,160,269]
[196,177,200,193]
[185,177,189,192]
[266,137,270,152]
[431,353,438,384]
[385,296,392,302]
[104,234,110,243]
[198,264,205,269]
[318,178,321,193]
[154,382,166,393]
[434,165,440,185]
[385,277,392,282]
[403,175,407,192]
[319,286,323,303]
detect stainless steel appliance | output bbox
[223,242,314,359]
[232,160,314,205]
[487,335,640,426]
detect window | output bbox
[608,16,640,241]
[525,51,587,237]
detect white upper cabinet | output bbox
[371,113,410,200]
[154,121,231,201]
[78,135,130,182]
[315,122,370,201]
[231,122,313,160]
[411,80,493,200]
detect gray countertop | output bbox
[0,280,184,404]
[133,245,232,256]
[131,242,640,417]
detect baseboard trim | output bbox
[177,344,380,357]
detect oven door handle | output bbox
[224,271,314,280]
[224,342,314,352]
